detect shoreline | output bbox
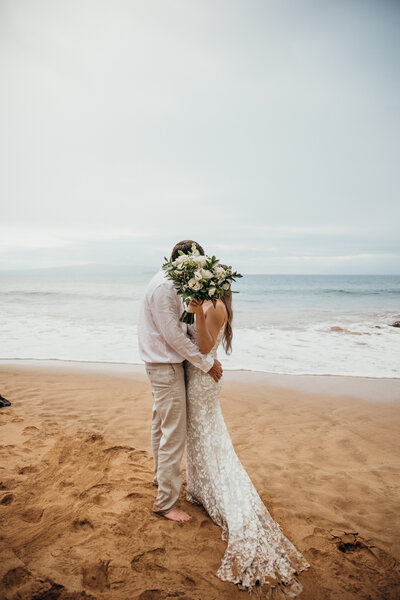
[1,355,399,379]
[1,358,399,403]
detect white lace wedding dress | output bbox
[185,323,310,598]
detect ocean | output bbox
[0,269,399,377]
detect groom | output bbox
[138,240,222,522]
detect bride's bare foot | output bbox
[162,508,192,522]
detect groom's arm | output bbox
[150,284,214,373]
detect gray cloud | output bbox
[0,0,399,273]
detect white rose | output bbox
[192,281,202,291]
[194,269,202,281]
[188,278,197,289]
[209,287,216,296]
[193,255,207,266]
[222,282,230,290]
[174,255,188,265]
[200,268,213,279]
[214,265,226,278]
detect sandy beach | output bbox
[0,361,399,600]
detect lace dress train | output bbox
[185,324,310,598]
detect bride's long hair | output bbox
[219,264,233,354]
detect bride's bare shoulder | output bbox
[205,299,227,325]
[216,298,228,320]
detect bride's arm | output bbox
[189,299,227,354]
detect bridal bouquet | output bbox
[162,243,243,324]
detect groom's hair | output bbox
[171,240,205,261]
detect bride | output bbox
[184,287,310,598]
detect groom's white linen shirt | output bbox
[138,270,214,373]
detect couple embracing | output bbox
[138,240,310,597]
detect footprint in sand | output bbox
[128,449,150,463]
[124,491,145,499]
[58,479,74,489]
[22,426,40,435]
[131,548,167,573]
[0,492,14,505]
[128,476,148,484]
[21,507,44,522]
[0,478,19,490]
[17,465,39,475]
[81,559,110,592]
[2,566,31,589]
[72,518,94,531]
[103,445,136,453]
[137,591,163,600]
[195,518,215,539]
[79,482,114,507]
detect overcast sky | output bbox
[0,0,399,274]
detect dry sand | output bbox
[0,361,399,600]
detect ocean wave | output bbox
[1,273,399,378]
[0,290,138,302]
[319,289,400,295]
[2,286,399,302]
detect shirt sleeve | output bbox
[150,283,214,373]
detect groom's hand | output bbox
[208,359,223,382]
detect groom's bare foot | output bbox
[162,508,192,522]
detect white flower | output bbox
[209,287,216,296]
[193,255,207,266]
[191,243,200,257]
[214,265,226,278]
[200,268,213,279]
[188,278,203,291]
[177,263,184,270]
[194,269,202,281]
[222,282,230,290]
[173,255,189,265]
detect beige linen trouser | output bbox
[144,362,186,514]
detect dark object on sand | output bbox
[0,394,11,407]
[391,320,400,328]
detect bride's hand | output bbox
[188,298,204,315]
